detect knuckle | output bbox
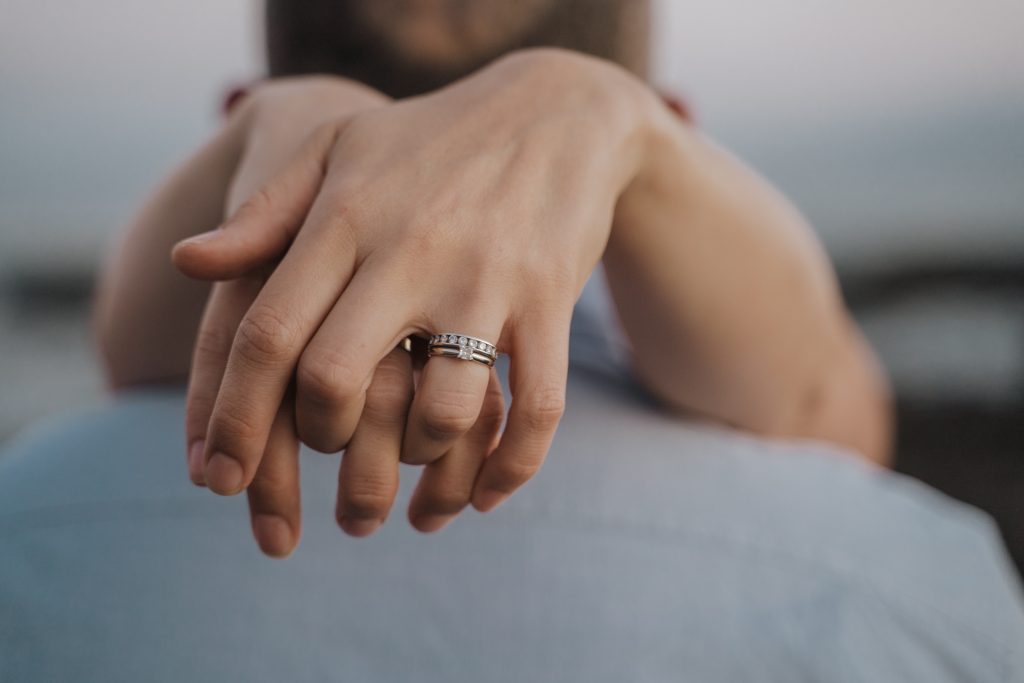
[404,222,445,259]
[233,185,276,223]
[516,253,552,281]
[211,405,261,445]
[251,467,292,502]
[515,259,546,285]
[185,393,215,431]
[297,348,363,408]
[490,459,540,493]
[542,255,576,285]
[477,396,506,434]
[362,398,409,429]
[374,356,412,389]
[311,119,344,146]
[363,377,412,427]
[249,186,276,214]
[343,477,395,519]
[460,239,504,273]
[193,322,232,360]
[520,387,565,431]
[296,422,346,455]
[235,304,301,364]
[420,488,469,517]
[421,392,479,439]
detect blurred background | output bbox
[1,1,1021,568]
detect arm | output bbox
[93,77,388,391]
[92,113,245,389]
[605,95,892,464]
[161,49,891,549]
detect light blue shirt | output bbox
[1,270,1022,681]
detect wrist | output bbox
[238,75,390,135]
[489,48,667,195]
[608,83,699,239]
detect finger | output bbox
[471,312,570,513]
[202,195,360,495]
[247,391,301,558]
[295,266,415,454]
[408,368,505,533]
[336,346,414,537]
[400,326,502,466]
[184,277,263,486]
[171,122,340,281]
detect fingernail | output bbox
[178,230,218,247]
[205,452,244,495]
[338,516,382,538]
[472,488,506,513]
[252,514,294,558]
[187,440,207,486]
[410,513,454,534]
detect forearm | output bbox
[604,104,892,463]
[95,76,392,390]
[93,115,245,389]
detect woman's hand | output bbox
[174,49,658,533]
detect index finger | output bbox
[202,199,358,495]
[184,277,262,485]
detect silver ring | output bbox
[428,333,498,367]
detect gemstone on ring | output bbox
[428,332,498,366]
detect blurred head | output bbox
[266,0,650,97]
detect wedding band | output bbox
[428,346,496,367]
[428,333,498,367]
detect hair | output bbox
[265,0,650,98]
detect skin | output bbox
[178,53,638,541]
[97,50,892,558]
[95,77,391,555]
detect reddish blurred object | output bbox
[222,84,255,117]
[662,93,694,123]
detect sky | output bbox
[1,0,1022,271]
[651,0,1024,128]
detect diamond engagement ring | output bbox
[427,333,498,368]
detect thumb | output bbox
[172,122,339,281]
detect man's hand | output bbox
[173,49,659,545]
[179,76,393,554]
